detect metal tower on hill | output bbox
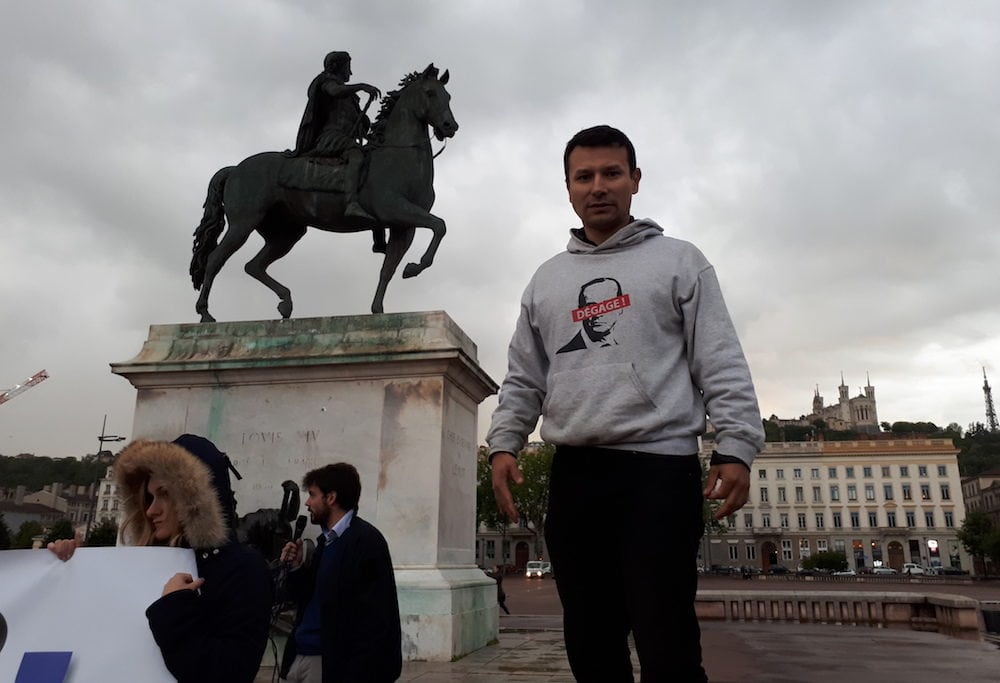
[985,368,999,432]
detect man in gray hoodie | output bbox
[487,125,764,682]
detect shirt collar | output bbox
[324,508,354,542]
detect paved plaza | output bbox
[256,576,1000,682]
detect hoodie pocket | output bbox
[541,362,660,445]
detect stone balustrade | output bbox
[695,590,981,641]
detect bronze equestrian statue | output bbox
[189,61,457,322]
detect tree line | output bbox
[0,453,108,492]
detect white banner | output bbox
[0,547,198,682]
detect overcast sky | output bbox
[2,1,998,458]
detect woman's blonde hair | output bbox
[119,474,184,547]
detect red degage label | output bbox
[571,294,631,322]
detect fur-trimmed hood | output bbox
[115,439,229,548]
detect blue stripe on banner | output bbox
[15,652,72,683]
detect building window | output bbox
[944,511,954,528]
[865,484,876,501]
[868,511,878,527]
[925,511,935,528]
[760,487,769,503]
[729,544,740,560]
[727,515,737,528]
[799,539,810,558]
[830,485,840,501]
[778,487,787,503]
[746,544,757,560]
[797,513,807,529]
[762,513,771,527]
[828,467,838,478]
[811,486,821,503]
[793,468,802,479]
[902,483,912,501]
[795,487,804,503]
[776,468,785,480]
[918,465,928,477]
[758,469,767,479]
[102,500,109,511]
[847,485,857,501]
[811,468,820,479]
[905,511,916,527]
[833,512,843,528]
[900,466,909,477]
[486,540,495,559]
[937,465,947,476]
[863,466,873,478]
[780,513,789,529]
[881,466,890,477]
[815,513,825,529]
[887,511,897,527]
[940,484,951,501]
[834,539,846,554]
[744,512,754,529]
[846,466,855,478]
[818,539,829,553]
[920,484,931,501]
[883,484,894,500]
[781,539,793,561]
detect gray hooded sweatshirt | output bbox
[487,218,764,467]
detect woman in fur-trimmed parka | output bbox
[114,436,273,683]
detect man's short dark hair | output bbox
[303,462,361,512]
[563,125,637,179]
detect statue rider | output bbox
[291,51,381,230]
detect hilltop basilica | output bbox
[769,374,879,434]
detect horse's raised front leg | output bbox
[402,212,446,279]
[372,226,415,314]
[244,227,305,319]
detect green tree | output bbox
[0,512,12,549]
[12,520,44,549]
[476,447,507,533]
[958,511,996,562]
[44,518,75,544]
[85,517,119,547]
[957,425,1000,476]
[509,444,554,559]
[802,551,847,572]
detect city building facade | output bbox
[700,437,970,573]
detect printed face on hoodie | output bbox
[145,476,182,543]
[566,145,641,244]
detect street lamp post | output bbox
[87,415,125,535]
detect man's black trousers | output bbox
[544,446,708,683]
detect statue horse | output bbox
[190,64,457,322]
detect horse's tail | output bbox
[190,166,234,289]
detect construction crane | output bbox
[0,369,49,406]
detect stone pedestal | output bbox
[111,311,500,660]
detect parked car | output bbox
[902,563,925,575]
[832,568,857,576]
[766,565,791,575]
[525,561,552,578]
[930,566,969,576]
[872,567,897,575]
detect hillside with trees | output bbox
[0,453,107,491]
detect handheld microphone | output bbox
[293,515,307,542]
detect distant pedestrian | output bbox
[490,566,511,615]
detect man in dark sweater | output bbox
[279,463,401,683]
